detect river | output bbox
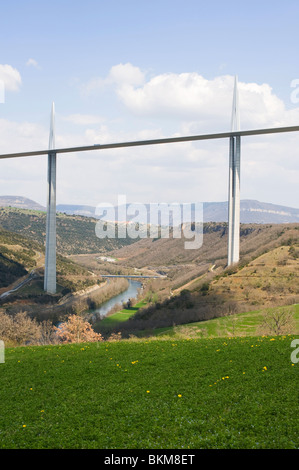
[90,279,142,318]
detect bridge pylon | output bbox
[44,102,57,294]
[227,76,241,266]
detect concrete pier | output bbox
[44,103,57,294]
[228,77,241,266]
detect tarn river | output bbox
[90,279,142,318]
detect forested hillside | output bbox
[0,226,95,293]
[0,207,137,255]
[0,227,42,288]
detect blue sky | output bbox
[0,0,299,207]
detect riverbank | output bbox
[1,277,130,323]
[87,279,142,324]
[66,277,130,316]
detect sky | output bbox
[0,0,299,208]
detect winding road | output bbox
[0,270,38,300]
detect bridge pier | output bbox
[227,76,241,266]
[44,103,57,294]
[228,135,241,265]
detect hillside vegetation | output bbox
[0,227,43,289]
[100,234,299,336]
[1,205,298,339]
[0,207,137,255]
[0,226,96,297]
[144,304,299,340]
[111,222,298,270]
[114,224,299,287]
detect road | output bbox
[0,271,37,300]
[0,251,44,301]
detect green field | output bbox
[0,334,298,449]
[98,300,148,329]
[152,304,299,339]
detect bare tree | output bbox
[259,307,295,336]
[38,320,58,345]
[0,311,41,345]
[13,312,41,345]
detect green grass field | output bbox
[95,302,299,340]
[98,300,148,328]
[141,304,299,339]
[0,334,298,449]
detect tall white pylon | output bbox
[44,102,57,293]
[227,76,241,266]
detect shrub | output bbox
[0,311,44,346]
[55,315,103,343]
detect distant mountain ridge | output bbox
[0,196,46,211]
[58,200,299,224]
[0,196,298,224]
[204,200,299,224]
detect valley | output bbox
[0,203,298,339]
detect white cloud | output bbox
[108,63,145,87]
[109,68,297,132]
[0,118,49,204]
[0,112,298,208]
[0,118,48,153]
[81,76,106,95]
[0,64,22,92]
[81,64,299,136]
[1,67,299,208]
[117,72,230,118]
[82,62,145,95]
[26,58,40,69]
[63,114,105,126]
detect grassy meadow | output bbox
[97,300,148,329]
[0,333,298,449]
[152,304,299,339]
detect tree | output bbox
[0,311,41,345]
[0,311,14,343]
[39,320,58,345]
[259,307,295,336]
[55,314,103,343]
[12,312,41,345]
